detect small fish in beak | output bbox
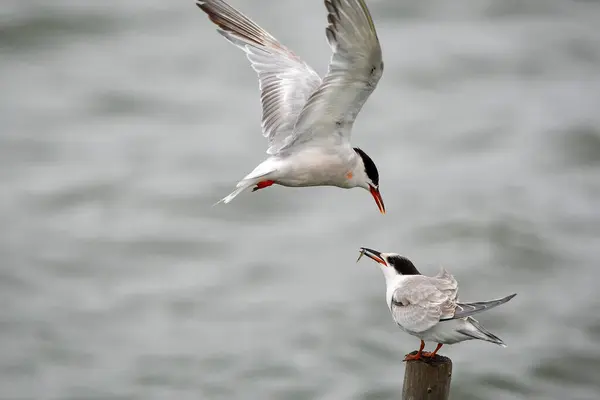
[357,247,387,266]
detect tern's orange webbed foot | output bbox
[403,352,423,361]
[252,180,275,192]
[404,340,426,362]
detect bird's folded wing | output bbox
[287,0,383,149]
[440,293,517,321]
[196,0,322,155]
[391,277,454,333]
[434,267,459,302]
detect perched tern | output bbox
[357,248,516,361]
[196,0,385,213]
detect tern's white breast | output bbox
[275,146,357,188]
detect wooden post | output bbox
[402,353,452,400]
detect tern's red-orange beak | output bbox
[369,186,385,214]
[357,247,387,266]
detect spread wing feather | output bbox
[196,0,322,154]
[198,0,384,154]
[283,0,384,150]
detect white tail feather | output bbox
[213,180,257,206]
[214,159,279,205]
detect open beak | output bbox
[369,186,385,214]
[357,247,387,266]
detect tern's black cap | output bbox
[387,255,420,275]
[353,147,379,186]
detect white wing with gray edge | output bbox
[196,0,322,155]
[285,0,384,150]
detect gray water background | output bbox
[2,0,600,399]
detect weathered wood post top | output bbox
[402,353,453,400]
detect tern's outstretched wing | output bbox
[390,274,458,333]
[196,0,322,155]
[284,0,383,150]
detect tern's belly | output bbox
[275,150,353,188]
[408,320,472,345]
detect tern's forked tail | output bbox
[460,317,507,347]
[214,186,246,205]
[214,160,280,205]
[214,180,257,205]
[214,172,276,206]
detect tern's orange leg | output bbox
[430,343,443,357]
[252,180,275,192]
[422,343,443,359]
[404,340,426,361]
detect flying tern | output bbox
[357,248,516,360]
[196,0,385,213]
